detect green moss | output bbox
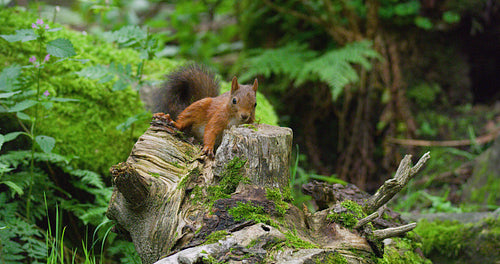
[378,236,431,264]
[201,254,224,264]
[413,217,500,263]
[315,252,348,264]
[219,156,249,192]
[207,156,248,203]
[190,185,204,205]
[203,230,230,245]
[228,201,270,223]
[265,187,290,217]
[469,154,500,206]
[283,229,318,249]
[327,200,366,228]
[149,172,160,178]
[177,167,200,190]
[246,238,261,249]
[242,123,258,131]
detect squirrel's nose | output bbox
[241,113,249,121]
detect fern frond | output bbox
[69,169,104,189]
[241,40,381,100]
[239,42,317,83]
[0,150,31,168]
[298,40,382,100]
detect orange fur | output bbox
[169,76,258,158]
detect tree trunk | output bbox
[106,116,429,264]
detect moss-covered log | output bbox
[106,116,430,264]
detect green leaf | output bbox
[50,97,80,102]
[75,65,108,79]
[0,65,22,91]
[46,38,76,58]
[0,29,38,42]
[47,27,62,32]
[104,25,147,47]
[70,170,105,189]
[415,16,433,30]
[112,78,129,91]
[443,11,460,24]
[116,111,150,132]
[4,132,24,142]
[35,135,55,153]
[0,134,3,150]
[9,100,37,112]
[1,180,24,196]
[97,74,114,83]
[41,101,53,110]
[0,91,21,98]
[394,0,420,16]
[16,112,31,121]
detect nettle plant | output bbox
[0,18,115,263]
[0,18,78,219]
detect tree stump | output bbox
[213,124,293,189]
[106,115,430,264]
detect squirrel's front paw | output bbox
[202,145,215,159]
[163,113,174,124]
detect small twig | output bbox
[372,222,417,240]
[388,128,500,147]
[363,152,430,214]
[354,211,379,229]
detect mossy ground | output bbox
[378,235,431,264]
[327,199,367,228]
[203,230,230,245]
[413,216,500,264]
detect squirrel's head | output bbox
[230,76,258,123]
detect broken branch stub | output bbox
[372,222,417,240]
[110,162,150,209]
[363,152,430,214]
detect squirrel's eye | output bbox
[254,102,257,107]
[232,98,237,104]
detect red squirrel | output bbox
[155,64,258,158]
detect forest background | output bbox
[0,0,499,263]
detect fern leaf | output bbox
[239,42,317,83]
[69,169,104,189]
[241,40,381,100]
[298,40,382,100]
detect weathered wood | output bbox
[363,152,431,214]
[372,223,417,240]
[106,120,205,264]
[213,124,293,190]
[110,162,151,209]
[354,212,379,229]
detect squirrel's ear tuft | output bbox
[231,76,239,93]
[252,78,258,92]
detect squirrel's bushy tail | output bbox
[154,63,220,119]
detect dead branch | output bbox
[363,152,431,214]
[372,222,417,240]
[388,128,500,147]
[354,212,379,229]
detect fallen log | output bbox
[106,115,430,264]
